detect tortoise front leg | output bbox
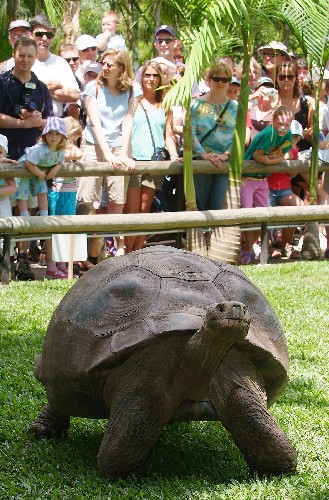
[28,403,70,439]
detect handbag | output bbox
[140,103,170,160]
[200,99,231,144]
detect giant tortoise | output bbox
[28,246,296,477]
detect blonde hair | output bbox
[63,117,82,140]
[102,10,120,21]
[272,105,292,121]
[97,48,134,93]
[41,133,67,151]
[141,61,166,102]
[205,61,232,81]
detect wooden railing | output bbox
[1,159,329,284]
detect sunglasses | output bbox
[211,75,231,83]
[278,74,295,81]
[143,73,160,78]
[156,38,174,44]
[64,57,79,63]
[33,31,55,39]
[263,51,276,58]
[100,61,117,68]
[82,46,97,52]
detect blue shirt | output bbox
[19,142,65,167]
[191,97,238,156]
[131,106,166,160]
[83,81,143,147]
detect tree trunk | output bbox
[62,0,81,44]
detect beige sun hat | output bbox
[257,41,291,60]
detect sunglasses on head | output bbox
[278,74,295,81]
[82,46,97,52]
[263,51,276,58]
[33,31,55,39]
[211,75,231,83]
[156,38,174,44]
[64,57,79,63]
[100,61,116,68]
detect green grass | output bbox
[1,262,329,499]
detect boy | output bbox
[96,10,126,56]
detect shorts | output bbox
[269,188,294,207]
[15,177,47,200]
[128,174,164,191]
[77,141,128,209]
[240,177,269,208]
[48,190,77,215]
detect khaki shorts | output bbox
[128,174,164,191]
[77,141,128,209]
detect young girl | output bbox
[15,116,67,219]
[46,117,82,278]
[0,134,17,271]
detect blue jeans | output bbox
[194,173,228,210]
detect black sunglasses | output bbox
[278,74,295,81]
[143,73,160,78]
[263,51,276,58]
[33,31,55,39]
[156,38,174,44]
[64,57,79,63]
[82,46,97,52]
[100,61,117,68]
[211,75,231,83]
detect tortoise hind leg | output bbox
[28,403,70,440]
[210,348,297,476]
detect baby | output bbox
[96,10,127,56]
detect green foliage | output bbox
[1,263,329,498]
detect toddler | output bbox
[240,106,293,264]
[46,117,82,278]
[96,10,127,56]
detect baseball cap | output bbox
[76,34,97,51]
[42,117,67,138]
[83,61,102,76]
[0,134,8,154]
[254,76,275,89]
[230,77,241,85]
[154,25,176,38]
[9,20,31,31]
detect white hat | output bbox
[76,34,97,51]
[151,57,177,79]
[9,20,31,31]
[291,120,303,138]
[42,117,67,138]
[83,61,102,76]
[258,41,291,60]
[0,134,8,154]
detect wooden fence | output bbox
[1,159,329,284]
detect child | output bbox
[96,10,127,56]
[0,134,17,274]
[240,106,293,264]
[15,116,67,220]
[46,117,82,278]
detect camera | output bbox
[262,88,276,98]
[14,101,38,117]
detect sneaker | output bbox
[16,255,35,281]
[45,269,67,280]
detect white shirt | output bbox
[32,53,80,116]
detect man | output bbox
[257,41,291,80]
[0,19,32,73]
[0,37,53,280]
[30,14,80,117]
[75,34,98,83]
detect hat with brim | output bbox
[291,120,303,138]
[76,34,97,51]
[42,117,67,138]
[258,41,291,60]
[254,76,275,90]
[9,20,31,31]
[154,25,176,38]
[83,61,102,76]
[151,57,177,79]
[0,134,8,154]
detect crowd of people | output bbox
[0,11,329,281]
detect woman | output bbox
[191,61,238,210]
[124,61,178,252]
[77,48,142,263]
